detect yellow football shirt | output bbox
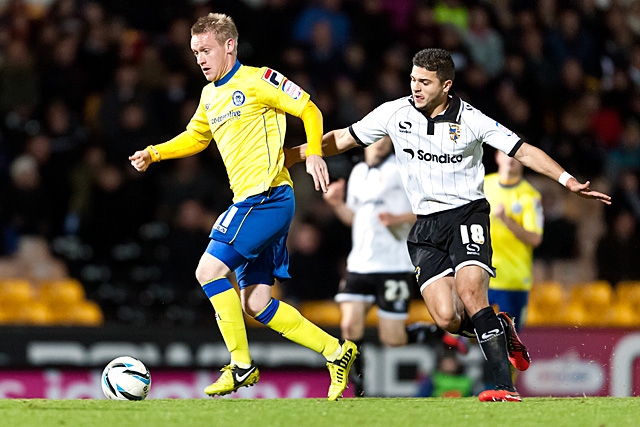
[184,61,310,202]
[485,173,544,291]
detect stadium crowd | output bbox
[1,0,640,327]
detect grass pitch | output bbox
[1,397,638,427]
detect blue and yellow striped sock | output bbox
[255,298,341,360]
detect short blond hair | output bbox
[191,13,238,54]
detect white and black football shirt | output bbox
[349,94,523,216]
[345,154,415,274]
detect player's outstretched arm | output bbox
[563,177,611,204]
[514,142,612,205]
[323,178,354,226]
[129,132,210,172]
[297,100,330,192]
[285,127,360,192]
[378,211,417,227]
[305,154,329,192]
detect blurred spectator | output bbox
[77,3,119,94]
[596,210,640,286]
[379,0,415,35]
[44,99,86,157]
[292,0,352,52]
[439,23,470,74]
[98,0,191,33]
[137,44,168,92]
[487,0,515,37]
[492,53,544,140]
[79,164,149,258]
[601,5,634,69]
[601,66,632,121]
[0,235,68,282]
[406,1,441,53]
[164,199,213,288]
[0,38,40,119]
[282,216,341,306]
[556,58,589,109]
[1,154,52,253]
[304,18,347,90]
[588,91,624,151]
[539,99,604,179]
[462,5,504,78]
[313,87,340,133]
[66,145,107,235]
[373,43,411,104]
[416,349,473,398]
[104,101,157,165]
[348,0,394,63]
[0,38,40,155]
[155,155,230,223]
[37,99,87,234]
[46,0,83,36]
[535,0,558,33]
[606,169,640,225]
[148,70,195,138]
[519,26,559,109]
[248,0,303,70]
[533,188,579,280]
[605,119,640,184]
[545,7,601,78]
[433,0,469,32]
[159,17,200,75]
[97,63,152,153]
[39,33,87,114]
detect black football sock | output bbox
[453,314,477,338]
[350,339,365,397]
[406,322,444,345]
[471,306,515,391]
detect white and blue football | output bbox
[101,356,151,400]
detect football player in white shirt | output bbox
[323,137,466,396]
[286,48,611,402]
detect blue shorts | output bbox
[488,288,529,332]
[206,185,295,289]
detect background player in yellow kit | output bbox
[128,13,356,401]
[485,150,543,331]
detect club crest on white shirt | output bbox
[449,124,461,143]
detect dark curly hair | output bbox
[412,48,455,83]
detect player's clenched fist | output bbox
[129,149,151,172]
[323,178,345,207]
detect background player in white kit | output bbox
[324,136,466,396]
[286,48,611,402]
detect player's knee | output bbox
[340,321,364,341]
[194,267,207,285]
[457,287,485,310]
[195,260,217,285]
[432,311,460,332]
[242,303,258,317]
[380,334,407,347]
[242,295,272,317]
